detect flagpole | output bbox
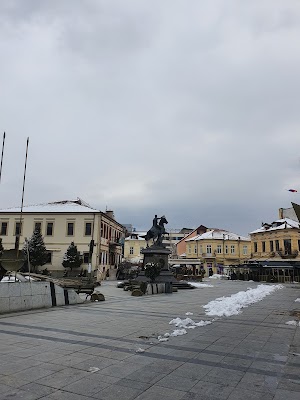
[16,137,29,258]
[0,132,6,184]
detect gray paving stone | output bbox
[156,374,198,391]
[274,389,300,399]
[277,377,300,392]
[62,375,111,396]
[35,367,89,389]
[0,374,29,388]
[94,384,144,400]
[201,367,245,386]
[236,372,278,394]
[170,362,212,380]
[17,382,57,397]
[0,387,45,400]
[37,390,95,400]
[187,380,235,399]
[227,387,274,399]
[134,385,187,400]
[9,365,57,383]
[125,365,167,384]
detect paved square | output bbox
[0,280,299,399]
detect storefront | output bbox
[229,261,300,283]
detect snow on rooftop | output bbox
[125,232,147,241]
[0,199,100,214]
[250,217,300,234]
[185,229,249,242]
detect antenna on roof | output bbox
[0,131,6,184]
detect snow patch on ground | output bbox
[208,274,228,280]
[188,282,214,288]
[156,284,283,345]
[136,348,145,353]
[169,317,212,329]
[285,320,299,326]
[295,298,300,302]
[170,329,187,336]
[88,367,100,373]
[203,284,283,317]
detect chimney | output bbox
[106,210,115,219]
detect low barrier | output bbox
[0,281,84,314]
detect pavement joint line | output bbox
[1,327,299,382]
[54,306,298,330]
[0,321,297,365]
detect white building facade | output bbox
[0,199,125,280]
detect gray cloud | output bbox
[1,0,300,236]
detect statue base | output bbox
[136,246,177,285]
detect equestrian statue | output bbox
[140,215,168,247]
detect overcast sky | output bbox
[1,0,300,236]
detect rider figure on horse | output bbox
[153,215,160,228]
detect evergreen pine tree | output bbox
[0,238,5,281]
[62,242,83,271]
[0,238,3,257]
[23,229,49,273]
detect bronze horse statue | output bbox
[140,215,168,246]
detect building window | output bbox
[46,222,54,236]
[254,242,257,252]
[85,222,92,236]
[262,242,266,252]
[15,222,22,236]
[34,222,42,232]
[206,245,212,254]
[46,252,52,264]
[188,244,191,254]
[129,246,134,255]
[217,245,222,254]
[0,222,8,235]
[275,240,280,251]
[283,239,291,255]
[194,246,197,254]
[67,222,74,236]
[140,247,144,254]
[298,240,300,252]
[243,245,248,255]
[225,245,228,254]
[270,241,274,252]
[230,245,235,254]
[83,252,89,264]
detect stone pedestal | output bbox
[136,246,176,290]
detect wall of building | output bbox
[184,238,250,273]
[0,211,125,280]
[250,229,300,258]
[123,235,146,263]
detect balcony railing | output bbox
[276,249,299,259]
[201,252,216,258]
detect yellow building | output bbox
[250,217,300,260]
[244,207,300,282]
[0,199,125,280]
[185,229,251,275]
[123,232,146,263]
